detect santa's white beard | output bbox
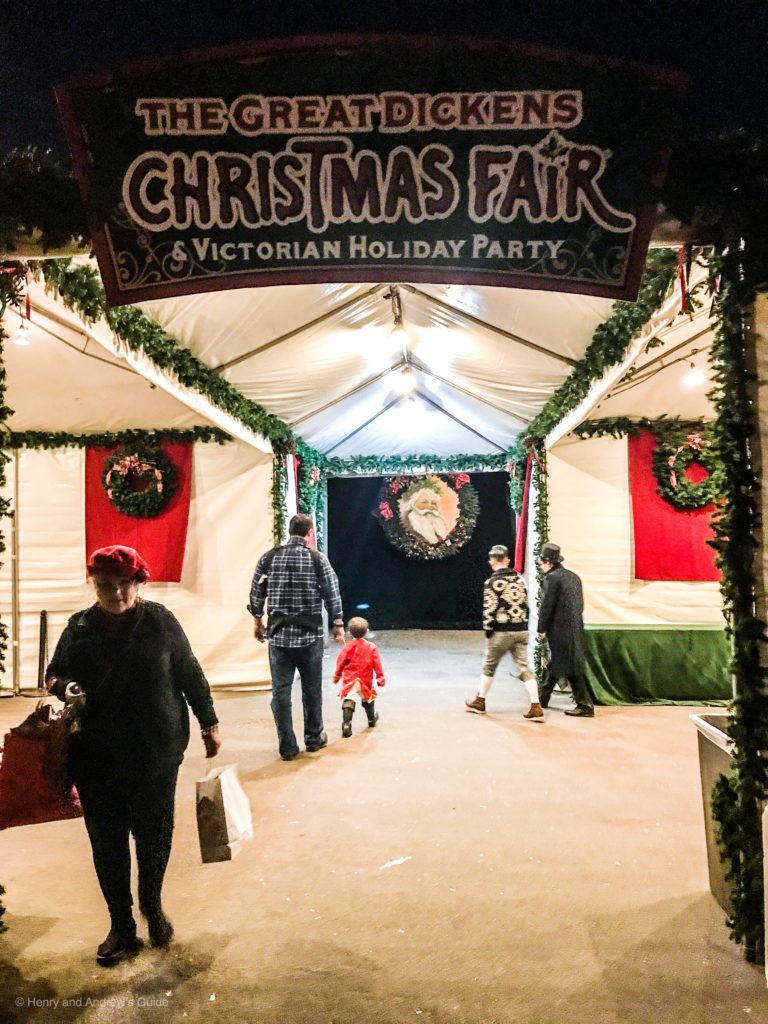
[406,509,449,545]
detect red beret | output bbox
[87,545,151,583]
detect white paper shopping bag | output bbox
[196,764,253,863]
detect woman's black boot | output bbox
[96,916,143,965]
[140,901,175,948]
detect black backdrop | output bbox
[327,472,515,629]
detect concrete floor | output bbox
[0,630,765,1023]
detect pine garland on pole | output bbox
[708,250,768,963]
[531,451,549,684]
[271,454,288,545]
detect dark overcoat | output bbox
[537,565,587,678]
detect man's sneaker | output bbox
[523,702,545,721]
[306,732,328,752]
[465,695,486,715]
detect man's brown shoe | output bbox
[465,695,486,714]
[523,702,545,721]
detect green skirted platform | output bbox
[585,625,731,706]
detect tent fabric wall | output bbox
[546,434,723,626]
[0,441,273,689]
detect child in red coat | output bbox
[333,617,386,737]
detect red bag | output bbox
[0,700,83,830]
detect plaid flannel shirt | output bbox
[248,537,343,648]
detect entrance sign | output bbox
[57,36,683,306]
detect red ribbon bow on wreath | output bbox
[667,433,708,489]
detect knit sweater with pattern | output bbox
[482,568,530,637]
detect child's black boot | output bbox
[362,700,379,728]
[341,699,355,738]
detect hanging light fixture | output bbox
[393,365,417,395]
[10,317,30,346]
[385,285,407,341]
[8,268,32,345]
[683,349,706,388]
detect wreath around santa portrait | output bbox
[374,472,479,560]
[652,431,719,510]
[102,446,177,518]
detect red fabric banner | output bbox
[628,430,720,581]
[85,442,193,582]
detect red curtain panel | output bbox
[85,442,193,582]
[628,429,720,582]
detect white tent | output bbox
[0,251,724,693]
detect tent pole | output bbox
[11,449,20,696]
[401,285,578,366]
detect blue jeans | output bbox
[268,639,325,757]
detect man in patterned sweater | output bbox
[465,544,543,721]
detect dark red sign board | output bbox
[57,35,684,306]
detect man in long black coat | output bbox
[536,542,595,717]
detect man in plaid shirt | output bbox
[249,514,344,760]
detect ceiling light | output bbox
[683,362,706,388]
[10,319,30,346]
[393,366,417,395]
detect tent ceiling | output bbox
[138,277,616,456]
[3,284,208,433]
[6,255,711,457]
[586,307,715,424]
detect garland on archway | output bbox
[505,249,679,513]
[295,443,509,548]
[102,446,176,518]
[375,473,479,560]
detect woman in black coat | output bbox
[47,545,222,965]
[536,542,594,717]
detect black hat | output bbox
[539,542,564,564]
[488,544,510,560]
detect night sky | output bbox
[0,0,766,159]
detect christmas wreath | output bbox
[652,431,719,510]
[375,473,479,559]
[102,446,176,518]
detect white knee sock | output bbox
[523,677,539,703]
[479,675,494,698]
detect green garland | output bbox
[504,248,679,512]
[295,442,511,549]
[102,445,176,518]
[573,416,706,440]
[38,261,295,453]
[0,426,231,449]
[375,473,479,560]
[532,453,550,683]
[708,250,768,963]
[271,455,288,545]
[574,417,721,510]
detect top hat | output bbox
[539,542,564,564]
